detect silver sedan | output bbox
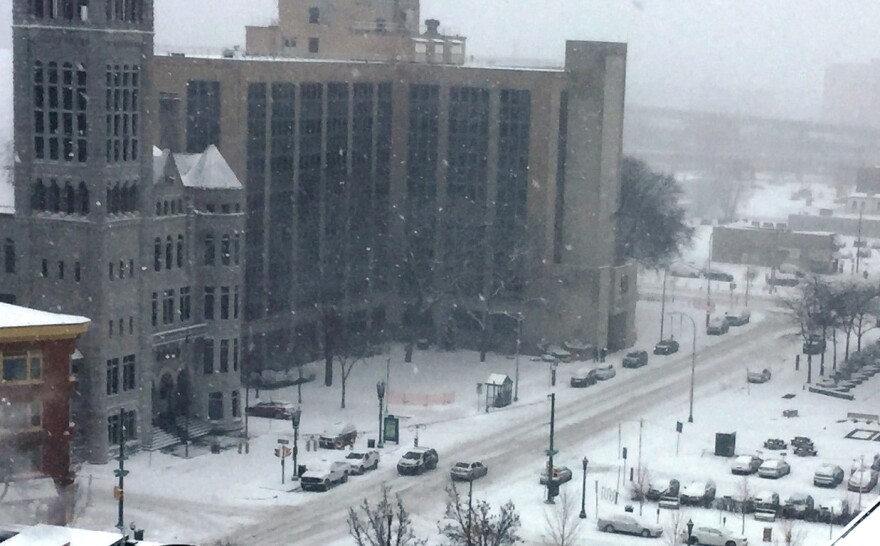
[598,513,663,538]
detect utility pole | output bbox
[660,267,668,341]
[856,202,865,274]
[514,314,522,402]
[114,408,129,535]
[545,393,557,504]
[467,479,474,546]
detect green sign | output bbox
[384,415,400,444]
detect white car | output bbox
[300,460,349,492]
[598,513,663,538]
[682,526,748,546]
[592,364,616,381]
[343,450,379,475]
[730,455,763,475]
[758,459,791,479]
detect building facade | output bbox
[153,4,637,370]
[0,303,89,525]
[712,224,842,274]
[5,0,244,463]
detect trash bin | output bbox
[367,439,376,448]
[298,464,307,476]
[211,443,221,454]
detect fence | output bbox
[388,391,455,406]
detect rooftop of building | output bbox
[0,523,128,546]
[153,145,242,190]
[0,302,90,331]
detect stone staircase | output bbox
[146,428,180,451]
[174,416,213,440]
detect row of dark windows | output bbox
[156,199,185,216]
[108,259,135,281]
[186,81,221,154]
[208,390,240,421]
[105,0,145,22]
[202,338,239,375]
[31,179,90,215]
[153,235,185,271]
[30,0,88,22]
[204,285,239,321]
[33,61,88,163]
[106,354,135,395]
[40,259,81,282]
[106,65,141,164]
[108,316,134,338]
[107,410,137,446]
[204,233,242,267]
[106,182,138,214]
[150,286,192,327]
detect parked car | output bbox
[794,444,817,457]
[790,436,813,449]
[753,490,781,511]
[817,499,850,524]
[682,526,747,546]
[758,459,791,479]
[344,450,380,475]
[731,455,763,475]
[592,364,616,381]
[763,438,787,450]
[707,317,729,335]
[680,480,716,507]
[622,350,649,368]
[782,493,815,520]
[703,268,735,282]
[847,469,879,493]
[803,334,826,355]
[450,461,488,482]
[814,464,845,487]
[643,478,680,502]
[598,513,663,538]
[653,339,680,355]
[669,262,702,279]
[300,460,349,492]
[724,309,751,326]
[318,422,358,449]
[570,367,598,388]
[747,369,772,384]
[245,400,296,420]
[396,447,439,475]
[540,465,573,485]
[767,272,800,287]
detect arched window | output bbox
[110,183,120,214]
[233,233,241,265]
[163,201,169,215]
[48,180,61,213]
[153,237,161,271]
[165,235,173,270]
[156,201,162,216]
[3,238,14,274]
[177,235,184,268]
[31,180,47,211]
[129,184,138,212]
[204,234,215,266]
[64,182,75,213]
[221,234,231,266]
[77,181,89,214]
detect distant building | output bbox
[712,224,841,274]
[0,303,89,525]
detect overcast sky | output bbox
[2,0,880,119]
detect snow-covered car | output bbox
[680,480,716,507]
[396,447,439,475]
[318,422,358,449]
[782,493,815,519]
[653,339,680,355]
[758,459,791,479]
[592,364,616,381]
[539,465,573,485]
[813,464,844,487]
[450,461,488,482]
[682,526,747,546]
[747,369,772,384]
[763,438,787,450]
[847,469,878,493]
[817,499,850,524]
[706,317,729,335]
[643,478,680,502]
[598,513,663,538]
[703,268,734,282]
[245,401,296,420]
[622,350,648,368]
[300,461,349,492]
[343,450,379,475]
[570,367,597,388]
[724,308,751,326]
[731,455,763,475]
[753,490,780,512]
[669,262,702,279]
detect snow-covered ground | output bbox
[738,175,841,223]
[68,291,879,545]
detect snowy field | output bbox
[69,290,880,545]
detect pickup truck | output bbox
[300,460,349,492]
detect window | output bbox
[122,354,135,391]
[106,357,119,395]
[122,410,136,441]
[185,80,221,153]
[203,339,214,374]
[219,339,229,372]
[151,292,158,326]
[0,399,42,430]
[308,37,320,53]
[1,351,42,383]
[233,233,241,265]
[129,316,134,334]
[119,259,125,279]
[204,234,215,266]
[233,285,240,319]
[162,289,175,324]
[165,235,173,270]
[221,234,231,265]
[232,390,240,418]
[41,259,48,278]
[308,6,320,23]
[129,259,134,277]
[108,319,113,337]
[220,286,230,319]
[179,286,191,321]
[108,261,114,280]
[204,286,215,320]
[3,239,14,273]
[58,260,64,279]
[283,37,296,48]
[233,338,239,371]
[177,234,184,268]
[104,64,140,163]
[34,60,88,163]
[107,410,136,445]
[154,237,161,271]
[208,392,223,420]
[620,273,629,294]
[107,412,120,445]
[74,261,81,282]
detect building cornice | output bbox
[0,323,90,343]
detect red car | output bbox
[245,401,296,420]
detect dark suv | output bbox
[396,447,439,475]
[622,350,649,368]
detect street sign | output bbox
[113,469,129,478]
[277,439,290,445]
[545,448,559,457]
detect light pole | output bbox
[686,518,694,545]
[514,313,522,402]
[670,311,697,423]
[705,230,715,328]
[579,457,589,519]
[545,393,557,504]
[377,381,386,448]
[660,266,668,342]
[291,406,301,480]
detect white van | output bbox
[724,308,751,326]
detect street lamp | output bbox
[686,518,694,545]
[377,381,386,448]
[669,311,697,423]
[514,313,522,402]
[291,406,302,480]
[545,393,557,504]
[579,457,589,519]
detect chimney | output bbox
[425,19,440,36]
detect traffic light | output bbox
[622,447,628,460]
[274,447,282,458]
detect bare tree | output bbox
[542,491,583,546]
[737,476,753,534]
[335,326,370,409]
[780,276,833,381]
[662,510,689,546]
[775,520,806,546]
[439,482,522,546]
[348,486,427,546]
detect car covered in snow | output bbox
[724,308,751,326]
[598,513,663,538]
[753,490,781,513]
[318,422,358,449]
[758,459,791,479]
[343,450,380,475]
[450,461,488,482]
[680,480,716,507]
[730,455,763,475]
[396,447,439,476]
[245,400,296,420]
[747,369,772,384]
[540,465,573,485]
[669,262,702,279]
[300,460,349,492]
[813,464,844,487]
[653,339,680,355]
[848,469,878,493]
[622,350,649,369]
[763,438,787,450]
[703,268,734,282]
[591,364,616,381]
[570,367,598,388]
[706,317,730,335]
[782,493,815,520]
[681,526,747,546]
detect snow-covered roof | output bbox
[177,145,242,190]
[0,303,90,330]
[1,524,125,546]
[485,373,510,385]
